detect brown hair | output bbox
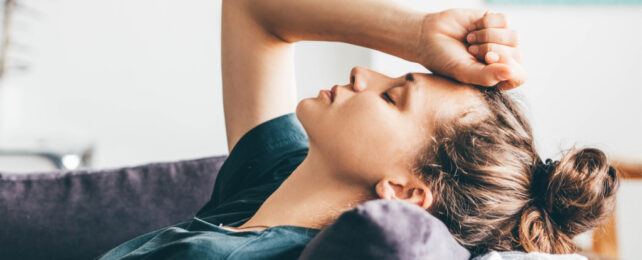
[415,87,619,255]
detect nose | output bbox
[349,66,395,92]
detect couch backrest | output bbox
[0,156,226,260]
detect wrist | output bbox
[414,12,439,66]
[386,11,430,64]
[346,7,426,65]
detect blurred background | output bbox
[0,0,639,258]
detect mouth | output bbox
[320,90,332,102]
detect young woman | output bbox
[99,0,618,259]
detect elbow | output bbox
[222,0,294,44]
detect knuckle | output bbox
[451,63,467,80]
[497,13,509,26]
[511,80,523,89]
[479,30,490,42]
[485,77,499,86]
[435,11,448,21]
[491,29,503,43]
[481,43,493,53]
[495,31,506,43]
[505,34,513,45]
[482,15,492,28]
[452,64,477,85]
[505,82,517,90]
[510,29,520,44]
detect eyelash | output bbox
[382,92,395,104]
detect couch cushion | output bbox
[0,156,226,260]
[298,199,470,260]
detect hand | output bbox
[417,9,526,90]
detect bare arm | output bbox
[222,0,425,151]
[222,0,524,151]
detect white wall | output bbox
[371,3,642,161]
[1,0,227,167]
[0,0,372,168]
[0,0,640,258]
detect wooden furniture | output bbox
[591,160,642,259]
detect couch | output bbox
[1,155,600,260]
[0,156,225,260]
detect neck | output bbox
[240,148,375,230]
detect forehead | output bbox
[410,73,483,122]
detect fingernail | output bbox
[486,52,499,62]
[467,34,475,43]
[469,45,479,54]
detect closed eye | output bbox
[382,92,395,105]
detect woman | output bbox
[99,0,618,259]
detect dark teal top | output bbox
[98,113,320,260]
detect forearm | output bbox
[235,0,425,63]
[220,2,526,151]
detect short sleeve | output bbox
[195,113,309,226]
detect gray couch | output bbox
[0,156,226,260]
[1,155,475,260]
[2,155,587,260]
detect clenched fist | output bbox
[417,9,526,90]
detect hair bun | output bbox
[520,148,619,253]
[543,148,618,235]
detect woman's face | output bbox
[296,66,480,185]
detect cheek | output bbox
[323,96,412,176]
[298,94,421,182]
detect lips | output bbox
[330,85,339,102]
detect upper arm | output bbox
[221,1,298,152]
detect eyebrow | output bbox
[405,73,415,82]
[401,73,416,109]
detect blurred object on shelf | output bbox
[1,0,40,78]
[0,0,42,150]
[0,138,93,172]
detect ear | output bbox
[375,177,433,210]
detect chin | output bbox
[295,98,327,146]
[297,95,331,118]
[295,98,312,122]
[296,98,316,131]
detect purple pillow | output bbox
[299,199,470,260]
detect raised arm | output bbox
[222,0,524,151]
[222,0,426,151]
